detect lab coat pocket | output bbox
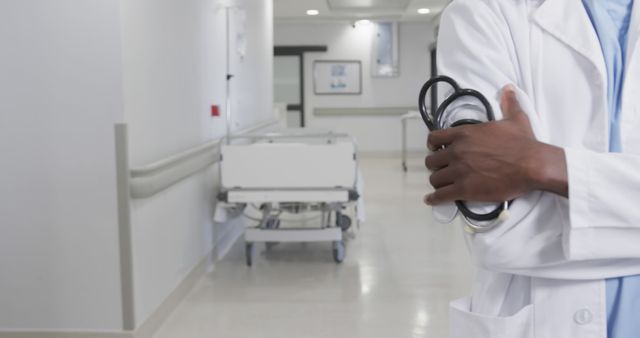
[450,297,533,338]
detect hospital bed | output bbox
[216,130,361,266]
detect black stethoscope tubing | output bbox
[419,75,508,223]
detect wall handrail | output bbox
[130,140,218,178]
[129,118,281,199]
[313,106,416,117]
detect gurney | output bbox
[216,130,362,266]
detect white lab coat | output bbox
[437,0,640,337]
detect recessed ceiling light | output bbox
[417,8,431,14]
[306,9,319,16]
[354,19,372,27]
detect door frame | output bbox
[274,45,327,127]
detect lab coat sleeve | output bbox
[436,0,640,280]
[437,0,520,110]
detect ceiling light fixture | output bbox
[306,9,319,16]
[354,19,372,27]
[417,8,431,14]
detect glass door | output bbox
[274,55,303,127]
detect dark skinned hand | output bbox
[424,85,568,206]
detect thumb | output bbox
[500,84,525,120]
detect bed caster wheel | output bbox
[337,215,352,232]
[245,243,254,267]
[332,240,346,263]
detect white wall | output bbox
[121,0,273,327]
[0,0,273,331]
[275,22,435,152]
[0,0,125,330]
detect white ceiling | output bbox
[274,0,451,22]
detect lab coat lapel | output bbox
[532,0,606,79]
[533,0,609,150]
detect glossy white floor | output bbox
[152,155,473,338]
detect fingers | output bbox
[427,128,462,150]
[500,84,525,120]
[424,148,452,170]
[424,184,460,206]
[429,167,456,189]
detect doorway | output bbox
[273,46,327,128]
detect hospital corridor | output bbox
[151,156,471,338]
[4,0,640,337]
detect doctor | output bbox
[425,0,640,337]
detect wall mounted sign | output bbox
[313,60,362,95]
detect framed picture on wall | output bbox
[313,60,362,95]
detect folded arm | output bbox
[433,0,640,279]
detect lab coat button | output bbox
[574,309,593,325]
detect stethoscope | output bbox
[419,75,511,233]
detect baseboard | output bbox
[0,250,213,338]
[132,250,213,338]
[0,331,131,338]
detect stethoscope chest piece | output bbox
[432,203,459,224]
